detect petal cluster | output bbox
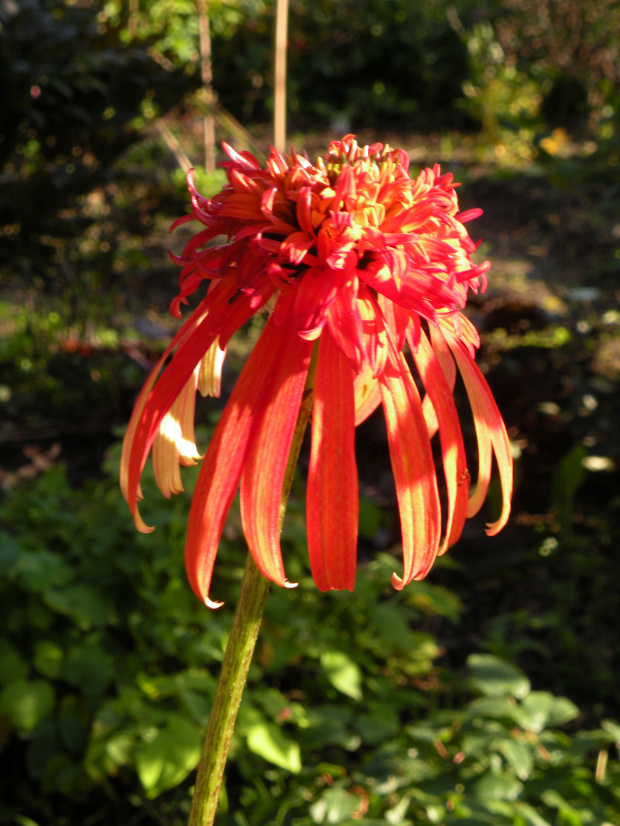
[120,135,512,607]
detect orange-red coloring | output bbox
[120,135,512,607]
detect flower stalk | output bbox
[188,356,315,826]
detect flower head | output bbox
[121,135,512,607]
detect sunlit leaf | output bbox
[246,717,301,773]
[0,679,55,734]
[468,654,530,699]
[499,738,533,779]
[135,715,202,798]
[320,650,362,700]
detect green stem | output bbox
[188,354,316,826]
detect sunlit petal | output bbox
[307,328,358,591]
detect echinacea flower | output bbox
[120,134,512,607]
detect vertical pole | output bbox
[197,0,216,173]
[274,0,289,152]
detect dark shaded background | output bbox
[1,1,620,823]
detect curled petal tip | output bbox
[205,597,224,610]
[391,571,405,590]
[485,517,508,537]
[133,509,155,535]
[284,579,298,590]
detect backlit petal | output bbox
[239,319,314,587]
[410,327,468,553]
[445,330,513,534]
[379,339,442,588]
[184,313,295,606]
[307,328,358,591]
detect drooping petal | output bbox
[239,320,315,587]
[410,326,469,553]
[197,337,226,398]
[307,328,358,591]
[122,280,267,531]
[152,366,201,498]
[379,337,442,588]
[420,322,458,437]
[444,329,513,534]
[120,295,213,528]
[184,313,295,606]
[353,362,382,426]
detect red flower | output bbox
[121,135,512,607]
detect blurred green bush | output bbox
[1,441,619,825]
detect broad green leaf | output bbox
[371,603,414,651]
[303,706,358,750]
[513,801,552,826]
[543,695,579,727]
[135,715,202,798]
[602,719,620,743]
[85,732,134,781]
[540,790,584,826]
[320,650,362,700]
[33,640,64,679]
[16,550,73,592]
[246,718,301,773]
[468,654,530,699]
[465,697,519,725]
[474,770,523,801]
[179,688,211,724]
[310,786,359,824]
[44,584,112,629]
[405,581,462,622]
[64,645,114,698]
[356,705,400,746]
[515,692,578,733]
[0,679,55,734]
[499,738,533,779]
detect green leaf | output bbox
[64,645,114,698]
[16,550,73,592]
[246,717,301,773]
[372,602,413,651]
[320,650,362,700]
[303,706,358,750]
[356,705,400,746]
[310,786,359,824]
[499,738,534,779]
[33,640,64,679]
[0,679,55,734]
[465,696,519,725]
[44,584,113,629]
[468,654,531,699]
[515,692,578,733]
[135,715,202,798]
[602,719,620,743]
[85,731,134,781]
[474,770,523,801]
[513,801,552,826]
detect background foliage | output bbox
[1,0,620,824]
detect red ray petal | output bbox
[379,339,442,588]
[445,330,513,534]
[239,322,314,587]
[123,280,264,530]
[184,313,294,606]
[307,328,358,591]
[411,327,469,553]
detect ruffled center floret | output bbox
[170,135,490,360]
